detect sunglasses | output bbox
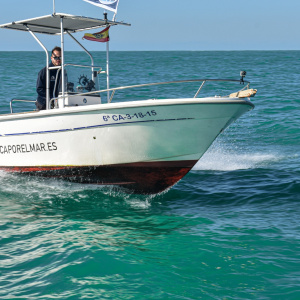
[52,56,61,60]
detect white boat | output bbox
[0,12,255,194]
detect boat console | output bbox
[54,69,102,108]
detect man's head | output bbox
[51,46,62,66]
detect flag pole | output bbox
[106,39,110,103]
[53,0,56,14]
[104,12,110,103]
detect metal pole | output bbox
[104,12,110,103]
[60,16,65,108]
[26,26,50,109]
[106,35,110,103]
[194,80,206,98]
[67,31,95,81]
[53,0,56,14]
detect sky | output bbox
[0,0,300,51]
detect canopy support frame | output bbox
[26,25,50,109]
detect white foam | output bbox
[193,147,282,171]
[125,198,152,209]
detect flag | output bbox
[83,26,110,42]
[83,0,119,13]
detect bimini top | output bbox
[0,13,130,35]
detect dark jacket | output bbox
[36,62,60,109]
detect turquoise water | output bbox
[0,51,299,299]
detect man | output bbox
[36,46,62,110]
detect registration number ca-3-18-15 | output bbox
[102,110,157,122]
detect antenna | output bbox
[53,0,56,14]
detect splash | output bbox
[193,147,282,171]
[0,171,156,208]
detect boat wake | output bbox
[0,171,156,208]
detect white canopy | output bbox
[0,13,130,35]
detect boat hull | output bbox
[0,98,254,193]
[2,160,196,194]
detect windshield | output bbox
[63,65,101,94]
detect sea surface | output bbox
[0,51,299,299]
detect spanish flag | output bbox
[83,26,110,42]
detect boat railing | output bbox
[10,78,251,113]
[10,99,36,113]
[64,63,103,69]
[50,78,251,107]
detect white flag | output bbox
[83,0,119,13]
